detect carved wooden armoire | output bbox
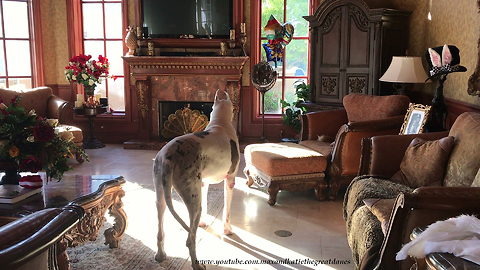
[304,0,411,110]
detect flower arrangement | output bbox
[65,54,112,94]
[0,95,89,181]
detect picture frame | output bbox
[400,103,432,135]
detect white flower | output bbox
[59,131,74,142]
[28,109,36,116]
[0,103,6,110]
[72,75,76,81]
[88,79,94,86]
[82,73,88,80]
[46,119,58,127]
[27,136,35,142]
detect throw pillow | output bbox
[390,136,454,188]
[363,198,396,235]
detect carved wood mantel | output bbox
[122,56,248,140]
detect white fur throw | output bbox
[396,215,480,265]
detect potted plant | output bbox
[280,80,310,134]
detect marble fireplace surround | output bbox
[122,56,248,140]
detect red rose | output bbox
[33,124,55,141]
[19,156,43,173]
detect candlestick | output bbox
[230,29,235,41]
[240,23,246,34]
[95,93,102,102]
[75,100,83,108]
[76,94,83,101]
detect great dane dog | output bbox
[153,89,240,270]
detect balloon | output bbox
[282,22,294,46]
[262,43,283,65]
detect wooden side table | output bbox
[73,106,107,149]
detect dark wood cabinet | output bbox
[304,0,411,110]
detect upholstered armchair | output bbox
[0,87,85,162]
[299,94,411,200]
[0,204,84,270]
[344,112,480,270]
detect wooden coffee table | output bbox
[0,174,127,248]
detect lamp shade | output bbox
[379,56,430,83]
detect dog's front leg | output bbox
[223,175,235,235]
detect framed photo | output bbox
[400,103,431,135]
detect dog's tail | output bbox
[161,160,192,234]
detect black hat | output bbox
[425,44,467,81]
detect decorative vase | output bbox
[125,26,138,56]
[0,161,21,185]
[84,85,98,107]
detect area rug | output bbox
[67,187,224,270]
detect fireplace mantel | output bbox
[122,56,248,140]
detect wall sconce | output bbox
[379,56,430,95]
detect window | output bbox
[0,0,43,89]
[68,0,126,112]
[82,0,125,111]
[260,0,310,115]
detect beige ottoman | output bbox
[244,142,328,205]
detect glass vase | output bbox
[84,85,98,107]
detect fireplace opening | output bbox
[159,101,214,140]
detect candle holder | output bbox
[240,32,247,56]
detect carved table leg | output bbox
[314,179,328,201]
[104,189,127,248]
[267,182,280,206]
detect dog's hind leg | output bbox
[198,182,209,227]
[153,164,167,262]
[223,174,235,235]
[181,182,206,270]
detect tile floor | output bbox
[69,144,354,270]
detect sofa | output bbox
[343,111,480,269]
[299,93,410,200]
[0,205,84,270]
[0,87,85,162]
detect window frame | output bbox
[66,0,130,119]
[254,0,312,118]
[0,0,44,88]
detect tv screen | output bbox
[142,0,233,39]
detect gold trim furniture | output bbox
[0,174,128,269]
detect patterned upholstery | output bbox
[244,142,328,176]
[0,87,52,117]
[343,94,410,122]
[444,112,480,187]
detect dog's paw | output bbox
[154,251,167,262]
[193,263,206,270]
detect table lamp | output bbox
[379,56,430,95]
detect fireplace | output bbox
[122,56,248,141]
[158,101,213,140]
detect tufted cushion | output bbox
[244,142,327,177]
[299,140,333,158]
[444,112,480,187]
[343,93,410,122]
[390,136,454,188]
[0,87,53,118]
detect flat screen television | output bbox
[141,0,233,39]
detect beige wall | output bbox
[40,0,69,86]
[391,0,480,105]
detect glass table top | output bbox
[0,174,124,218]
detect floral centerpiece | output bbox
[65,54,113,107]
[0,95,88,182]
